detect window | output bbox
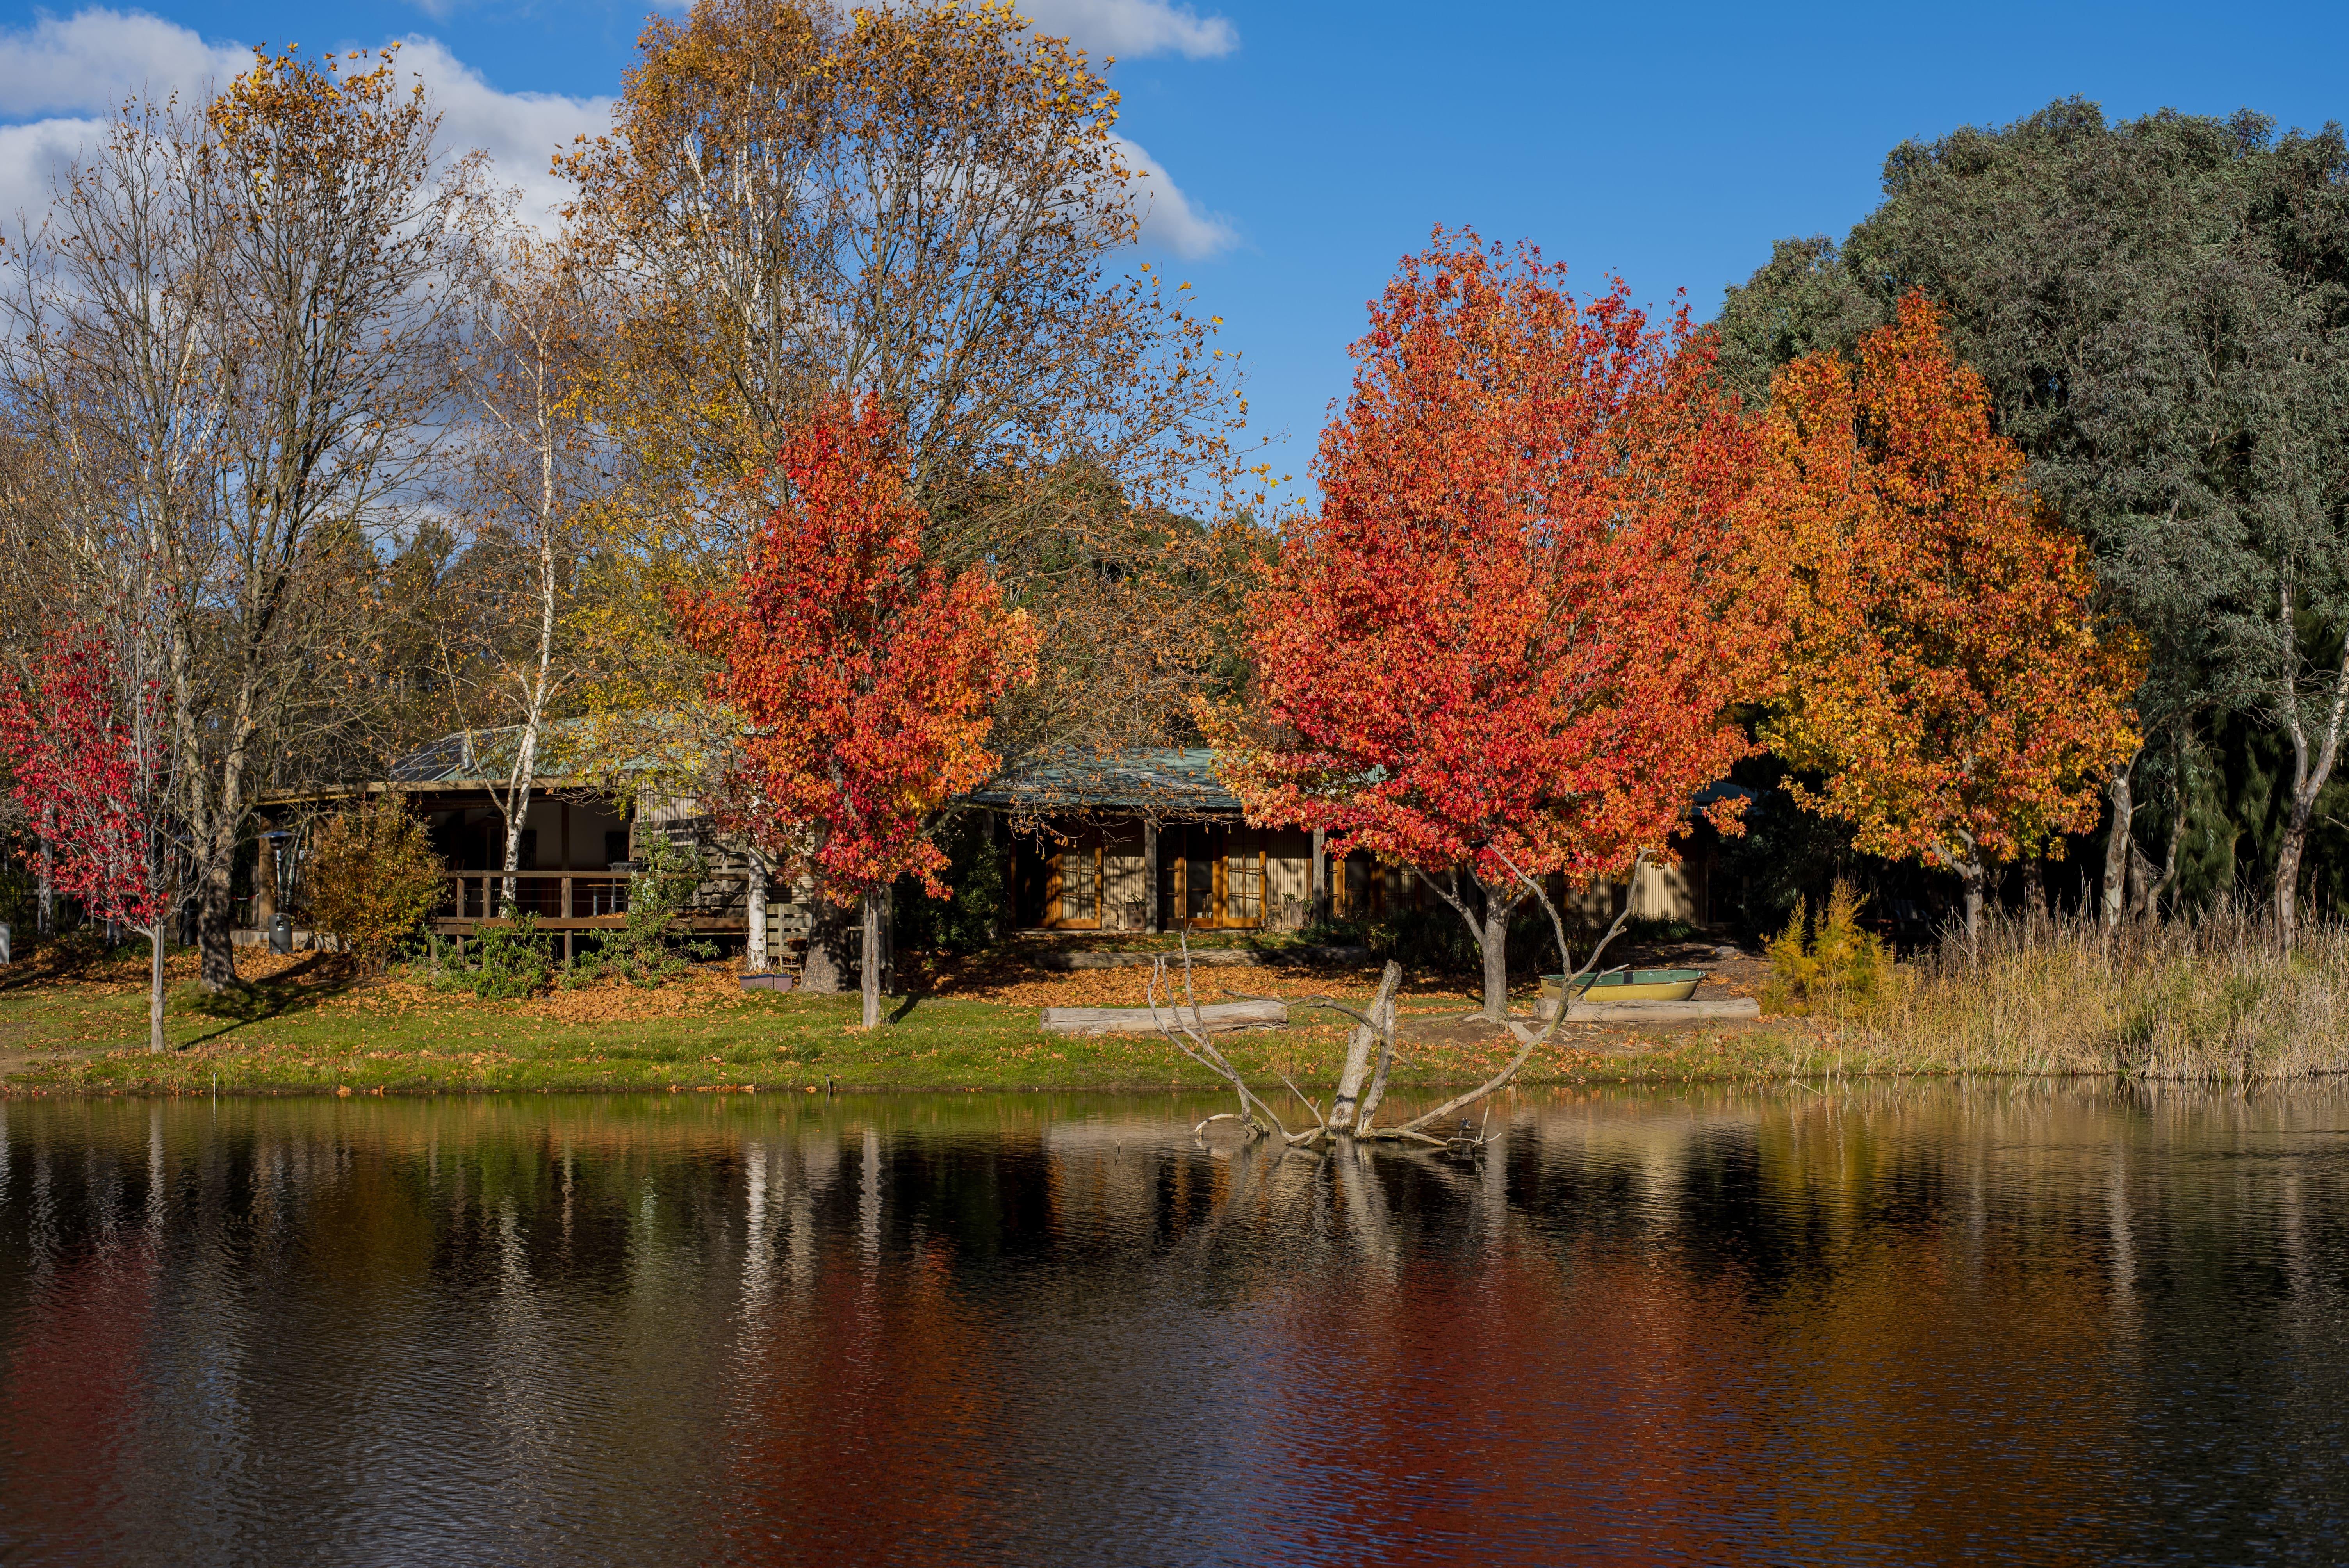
[1225,837,1263,923]
[1060,843,1100,925]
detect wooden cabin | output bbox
[970,749,1731,933]
[252,732,1732,959]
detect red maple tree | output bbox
[1211,230,1773,1020]
[1754,292,2139,935]
[0,622,175,1051]
[674,399,1038,1026]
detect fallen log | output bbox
[1041,999,1289,1036]
[1036,946,1367,971]
[1536,996,1761,1023]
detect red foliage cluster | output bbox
[1212,229,1772,891]
[673,400,1038,903]
[0,624,168,931]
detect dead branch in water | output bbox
[1154,849,1650,1149]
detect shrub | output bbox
[303,796,446,972]
[1764,878,1890,1017]
[893,813,1006,952]
[466,913,552,1000]
[583,838,713,987]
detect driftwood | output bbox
[1537,996,1759,1023]
[1043,1000,1287,1035]
[1149,847,1649,1149]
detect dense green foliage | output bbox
[588,839,717,985]
[892,812,1009,952]
[465,915,553,1000]
[1717,100,2349,914]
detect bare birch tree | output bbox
[443,173,604,907]
[5,53,454,991]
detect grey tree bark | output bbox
[2276,617,2349,954]
[1431,869,1523,1023]
[2100,760,2135,930]
[801,898,858,993]
[860,890,883,1029]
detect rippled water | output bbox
[3,1085,2348,1564]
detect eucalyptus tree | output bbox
[1717,101,2349,943]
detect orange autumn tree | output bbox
[1755,293,2139,936]
[1212,230,1772,1022]
[673,400,1039,1027]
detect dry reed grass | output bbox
[1838,903,2349,1081]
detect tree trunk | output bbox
[196,829,239,991]
[1326,962,1403,1132]
[2100,759,2135,930]
[1477,906,1510,1021]
[148,919,166,1055]
[1959,859,1987,940]
[860,890,882,1028]
[2020,857,2047,923]
[1310,828,1328,926]
[1432,871,1518,1023]
[801,898,857,993]
[1353,988,1401,1130]
[2127,840,2161,919]
[745,854,768,973]
[2278,822,2308,952]
[36,806,53,937]
[2151,749,2188,914]
[2274,592,2349,954]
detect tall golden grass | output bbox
[1837,903,2349,1081]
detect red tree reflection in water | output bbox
[1,1229,160,1554]
[1214,1151,2126,1566]
[711,1232,1016,1564]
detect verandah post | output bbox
[1143,818,1159,934]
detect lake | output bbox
[2,1085,2345,1565]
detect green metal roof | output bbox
[968,748,1241,815]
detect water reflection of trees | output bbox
[3,1087,2347,1563]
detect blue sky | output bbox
[5,0,2348,502]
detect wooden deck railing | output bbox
[431,871,753,927]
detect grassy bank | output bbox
[0,941,1797,1097]
[9,910,2347,1097]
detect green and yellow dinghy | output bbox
[1539,967,1706,1003]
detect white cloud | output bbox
[0,10,1230,260]
[1015,0,1237,60]
[0,9,609,228]
[0,8,245,118]
[1115,134,1234,260]
[383,36,610,226]
[0,116,105,230]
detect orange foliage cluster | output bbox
[1752,294,2139,884]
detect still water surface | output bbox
[2,1086,2347,1565]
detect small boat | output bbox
[1540,967,1706,1003]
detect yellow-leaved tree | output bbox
[1754,294,2141,936]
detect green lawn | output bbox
[0,948,1833,1097]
